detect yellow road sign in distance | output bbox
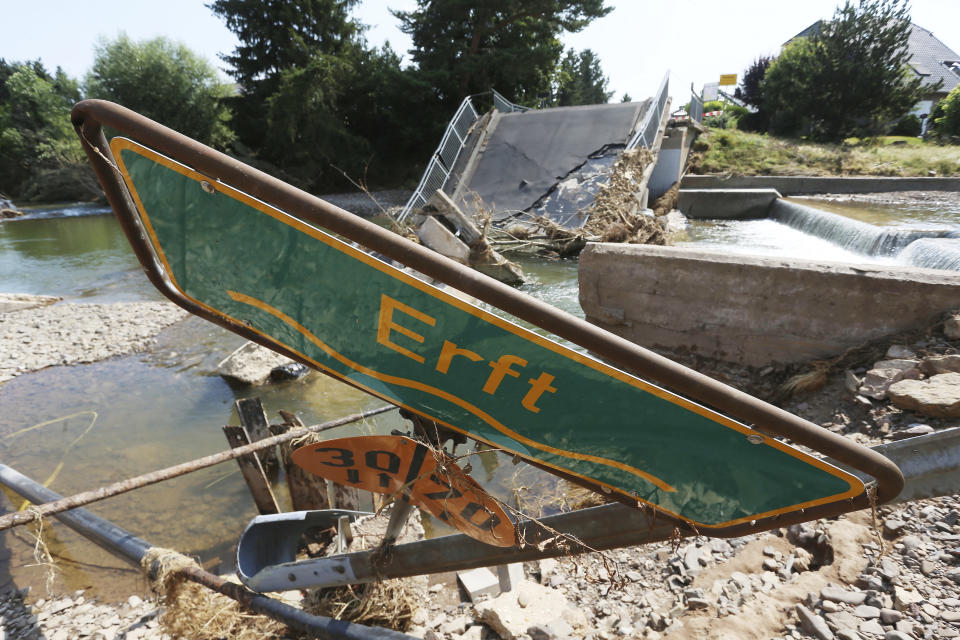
[719,74,738,86]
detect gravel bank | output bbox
[0,300,188,383]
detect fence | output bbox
[688,86,704,123]
[626,72,670,150]
[398,90,530,221]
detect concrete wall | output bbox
[579,243,960,367]
[677,188,780,219]
[680,175,960,194]
[648,127,690,201]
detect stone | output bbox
[884,632,913,640]
[859,368,909,400]
[458,627,484,640]
[477,582,573,640]
[879,558,899,580]
[873,359,921,373]
[921,559,937,576]
[886,345,916,359]
[879,608,901,624]
[527,619,573,640]
[822,586,868,605]
[797,604,835,640]
[943,611,960,623]
[846,369,863,394]
[825,611,861,632]
[538,559,559,584]
[0,294,60,314]
[687,598,711,610]
[217,341,299,385]
[854,605,881,619]
[923,354,960,375]
[458,567,500,602]
[835,631,860,640]
[269,361,310,381]
[945,314,960,340]
[883,519,907,536]
[893,587,924,611]
[418,215,471,264]
[888,373,960,418]
[440,617,468,636]
[900,535,922,552]
[859,619,885,636]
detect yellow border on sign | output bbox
[110,136,864,529]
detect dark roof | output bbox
[786,22,960,95]
[907,24,960,95]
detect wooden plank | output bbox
[236,397,278,479]
[222,425,280,515]
[270,413,331,512]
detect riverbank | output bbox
[689,129,960,178]
[0,297,188,385]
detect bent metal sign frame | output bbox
[71,100,902,536]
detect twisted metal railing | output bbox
[398,90,530,221]
[626,72,670,150]
[688,85,704,123]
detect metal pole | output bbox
[0,463,417,640]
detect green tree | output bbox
[763,0,928,140]
[735,55,772,110]
[553,48,612,106]
[394,0,611,110]
[85,34,234,148]
[0,61,95,200]
[208,0,362,150]
[931,86,960,138]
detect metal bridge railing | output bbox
[398,96,479,221]
[492,89,530,114]
[626,72,670,150]
[688,85,704,123]
[398,90,530,221]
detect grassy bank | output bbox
[690,129,960,177]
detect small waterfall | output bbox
[897,238,960,272]
[770,199,952,257]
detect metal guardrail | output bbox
[398,96,479,221]
[689,85,704,123]
[626,72,670,150]
[398,90,529,222]
[492,89,529,113]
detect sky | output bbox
[4,0,960,108]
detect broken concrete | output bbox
[216,341,307,386]
[887,373,960,418]
[677,188,781,219]
[578,243,960,367]
[418,216,470,264]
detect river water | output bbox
[0,195,955,599]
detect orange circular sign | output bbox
[292,435,516,547]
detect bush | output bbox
[932,86,960,137]
[889,114,921,136]
[703,100,724,112]
[737,110,770,133]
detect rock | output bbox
[888,373,960,418]
[893,587,924,611]
[859,619,885,636]
[538,559,559,584]
[835,631,860,640]
[418,215,471,264]
[822,586,868,605]
[880,608,901,624]
[845,369,863,394]
[883,519,907,536]
[217,341,300,385]
[922,354,960,375]
[687,598,711,610]
[854,605,880,619]
[891,424,934,440]
[825,611,861,632]
[440,617,468,636]
[458,626,484,640]
[884,632,913,640]
[527,619,573,640]
[886,345,916,359]
[943,611,960,622]
[859,368,910,400]
[944,314,960,340]
[269,361,310,381]
[458,567,500,602]
[477,582,575,640]
[900,535,922,552]
[797,604,835,640]
[662,210,689,234]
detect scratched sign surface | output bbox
[112,138,863,528]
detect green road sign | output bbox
[112,137,863,529]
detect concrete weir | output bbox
[579,243,960,367]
